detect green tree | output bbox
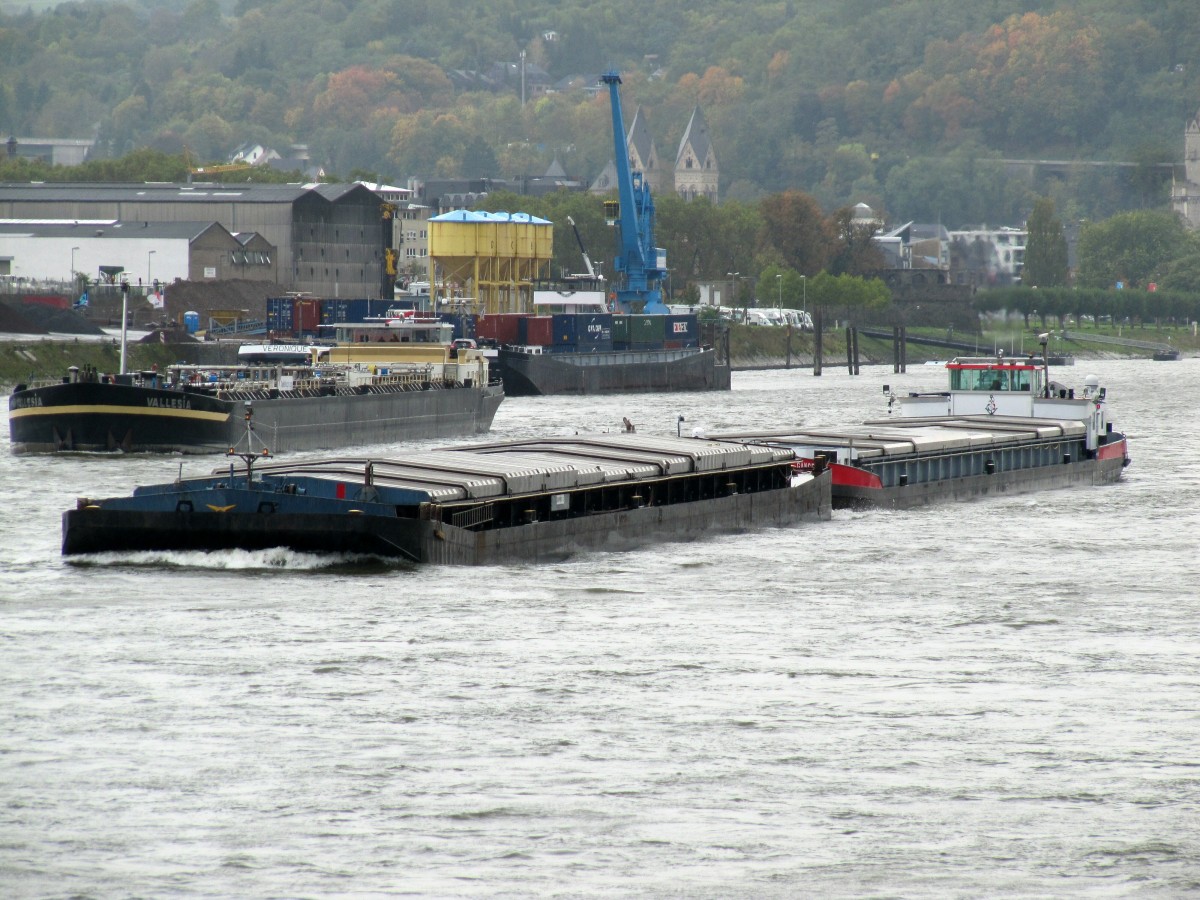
[1157,254,1200,294]
[1022,196,1068,287]
[806,271,889,321]
[1076,210,1196,289]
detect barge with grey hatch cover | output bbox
[62,433,832,564]
[715,354,1129,509]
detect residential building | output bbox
[947,225,1026,286]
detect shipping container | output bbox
[628,315,663,345]
[520,316,554,346]
[295,299,321,336]
[576,314,613,347]
[266,297,294,334]
[664,315,697,342]
[551,313,579,345]
[319,299,348,325]
[610,314,630,343]
[475,313,524,344]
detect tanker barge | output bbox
[9,316,503,454]
[717,354,1129,508]
[61,433,832,564]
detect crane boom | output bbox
[566,216,597,279]
[601,71,669,314]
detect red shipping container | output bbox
[476,313,523,344]
[294,299,321,333]
[523,316,554,346]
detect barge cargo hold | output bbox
[62,433,832,564]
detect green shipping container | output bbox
[629,315,662,343]
[611,315,630,342]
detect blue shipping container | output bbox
[266,297,293,334]
[551,314,580,345]
[576,314,613,347]
[664,315,697,341]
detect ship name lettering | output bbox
[146,397,191,410]
[12,396,43,409]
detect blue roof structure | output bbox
[430,210,551,224]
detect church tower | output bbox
[1172,107,1200,230]
[626,106,663,194]
[674,106,718,203]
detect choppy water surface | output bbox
[3,360,1198,898]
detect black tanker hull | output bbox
[496,347,731,396]
[62,473,832,565]
[9,381,503,454]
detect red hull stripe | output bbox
[828,462,883,490]
[1097,438,1128,461]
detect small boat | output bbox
[716,354,1130,508]
[61,433,833,564]
[9,315,504,454]
[1152,347,1181,361]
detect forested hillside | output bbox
[2,0,1199,226]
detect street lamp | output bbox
[147,249,156,289]
[776,273,782,309]
[71,246,80,280]
[726,271,740,320]
[800,274,806,312]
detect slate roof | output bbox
[676,106,714,166]
[627,106,656,172]
[0,182,350,204]
[0,219,224,240]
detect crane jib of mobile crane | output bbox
[601,70,669,315]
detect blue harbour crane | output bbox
[601,71,670,314]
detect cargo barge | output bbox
[9,316,503,454]
[478,289,731,396]
[717,355,1129,508]
[61,433,833,564]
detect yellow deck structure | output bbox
[428,211,554,314]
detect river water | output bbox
[2,359,1198,898]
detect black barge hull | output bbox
[62,475,830,564]
[496,347,731,396]
[61,434,830,565]
[10,381,503,454]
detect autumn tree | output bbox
[1022,197,1068,287]
[759,190,832,276]
[826,206,885,277]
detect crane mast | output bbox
[601,71,669,314]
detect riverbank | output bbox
[727,323,1198,370]
[2,324,1195,392]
